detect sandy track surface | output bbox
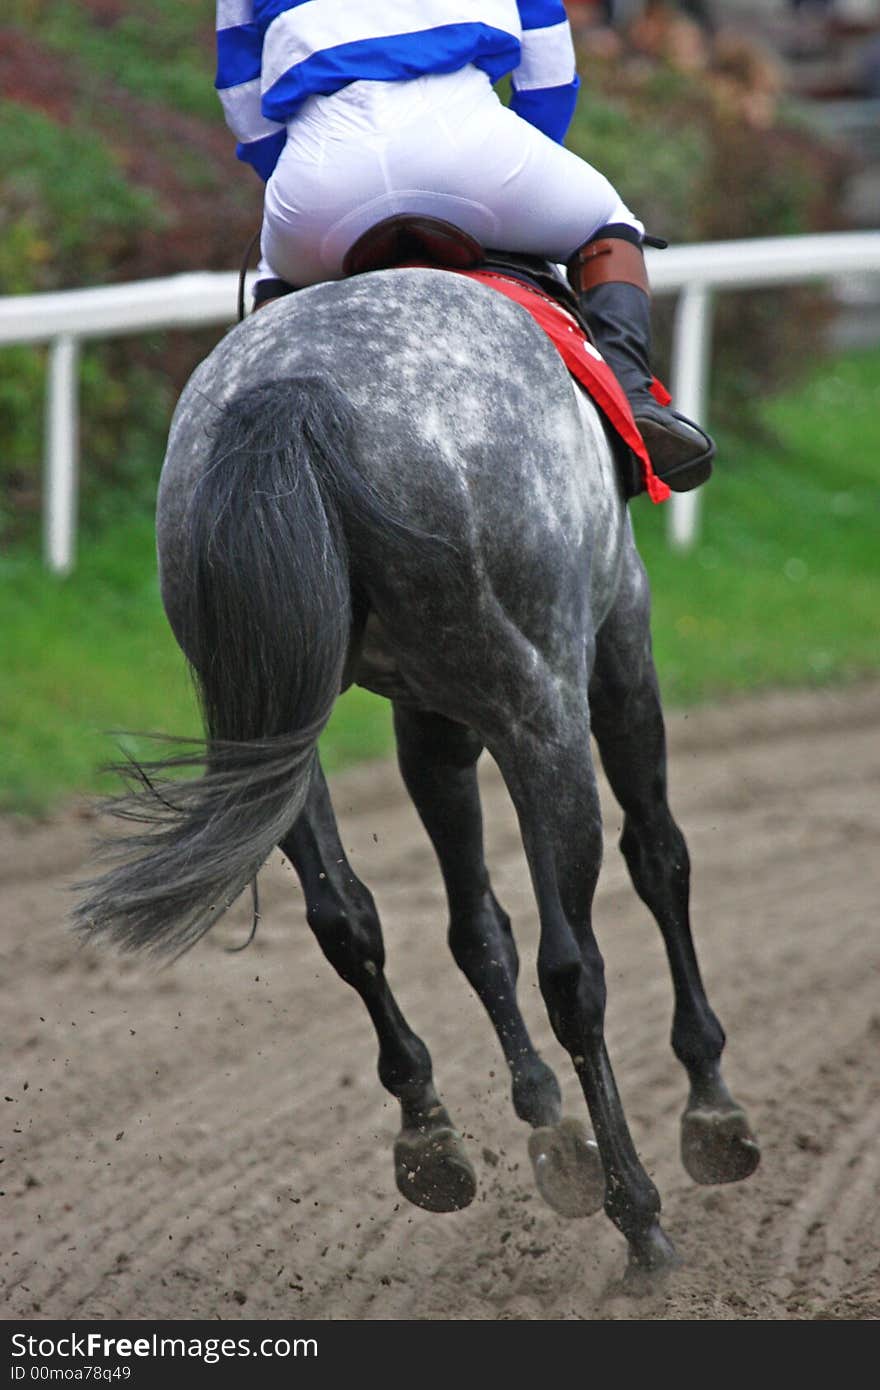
[3,682,879,1321]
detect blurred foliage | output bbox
[0,347,45,537]
[0,101,162,291]
[569,72,712,236]
[6,0,215,118]
[0,100,168,536]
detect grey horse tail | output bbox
[74,375,404,959]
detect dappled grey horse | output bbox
[76,267,759,1285]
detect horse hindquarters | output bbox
[74,378,368,959]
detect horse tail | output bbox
[74,376,402,959]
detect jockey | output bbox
[215,1,714,492]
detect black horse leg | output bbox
[494,710,677,1281]
[393,704,604,1218]
[394,704,560,1123]
[280,758,476,1213]
[590,562,760,1186]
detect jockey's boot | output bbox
[567,226,715,492]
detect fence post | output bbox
[43,334,80,576]
[668,284,714,552]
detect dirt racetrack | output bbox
[3,681,879,1322]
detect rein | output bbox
[238,228,262,323]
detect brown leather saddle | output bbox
[341,213,589,328]
[342,214,483,276]
[247,214,640,494]
[248,213,589,330]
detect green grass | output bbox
[2,349,878,815]
[633,349,879,702]
[0,516,391,815]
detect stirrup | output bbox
[633,404,715,492]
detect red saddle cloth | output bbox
[456,269,671,504]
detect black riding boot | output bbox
[568,229,715,493]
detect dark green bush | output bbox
[0,101,168,537]
[0,101,162,292]
[7,0,215,119]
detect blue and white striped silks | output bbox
[216,1,579,180]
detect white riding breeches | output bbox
[259,64,642,287]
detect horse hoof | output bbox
[528,1116,605,1218]
[623,1224,681,1295]
[393,1125,477,1213]
[681,1106,761,1185]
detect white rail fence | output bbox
[1,230,879,573]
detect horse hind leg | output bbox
[280,759,476,1214]
[590,557,760,1186]
[393,704,604,1220]
[492,702,678,1283]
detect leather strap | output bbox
[567,236,650,295]
[252,277,297,310]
